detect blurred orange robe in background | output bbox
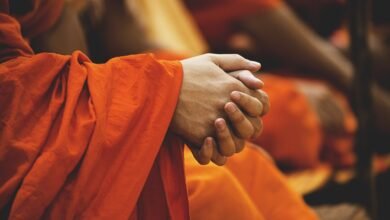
[185,0,356,170]
[185,0,280,49]
[0,0,188,219]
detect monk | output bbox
[89,0,330,169]
[0,0,275,219]
[185,0,390,169]
[82,1,318,219]
[9,1,321,219]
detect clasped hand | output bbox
[171,54,270,166]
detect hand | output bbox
[228,70,270,138]
[172,54,269,165]
[191,77,269,166]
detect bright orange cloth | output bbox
[252,74,323,169]
[0,3,189,219]
[252,74,357,169]
[185,143,319,220]
[185,0,280,48]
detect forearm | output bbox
[238,2,353,92]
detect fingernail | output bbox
[226,103,236,113]
[250,61,261,68]
[206,137,213,145]
[216,119,225,130]
[252,77,264,88]
[259,79,264,86]
[231,91,241,101]
[255,77,264,86]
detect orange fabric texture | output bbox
[0,9,189,220]
[252,74,323,169]
[185,143,318,220]
[251,74,357,169]
[185,0,280,48]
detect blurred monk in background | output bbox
[185,0,390,170]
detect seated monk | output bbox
[75,0,318,219]
[0,0,319,219]
[185,0,390,169]
[0,0,276,219]
[89,0,346,169]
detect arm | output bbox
[237,2,353,92]
[237,3,390,141]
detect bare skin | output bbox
[296,82,346,136]
[30,4,89,55]
[177,55,269,165]
[231,2,390,138]
[31,2,271,166]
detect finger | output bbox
[189,137,213,165]
[198,137,214,164]
[211,139,228,166]
[230,91,264,117]
[229,70,264,89]
[250,117,263,138]
[232,135,246,153]
[208,53,261,72]
[225,102,255,139]
[252,89,270,116]
[215,118,236,156]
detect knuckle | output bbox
[217,125,230,138]
[260,91,270,115]
[198,127,211,140]
[232,111,246,123]
[220,143,235,156]
[251,117,261,132]
[198,158,210,165]
[233,54,244,61]
[240,92,250,106]
[240,126,254,139]
[234,119,254,138]
[235,138,245,153]
[226,78,240,89]
[255,102,264,116]
[252,89,262,100]
[252,119,263,138]
[260,90,270,103]
[213,158,227,166]
[204,53,216,62]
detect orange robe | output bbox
[253,74,323,169]
[0,1,189,219]
[153,52,318,220]
[185,143,318,220]
[0,2,319,219]
[185,0,280,49]
[252,74,357,169]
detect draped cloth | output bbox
[0,1,189,219]
[185,144,319,220]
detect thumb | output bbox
[230,70,264,89]
[189,137,213,165]
[208,54,261,72]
